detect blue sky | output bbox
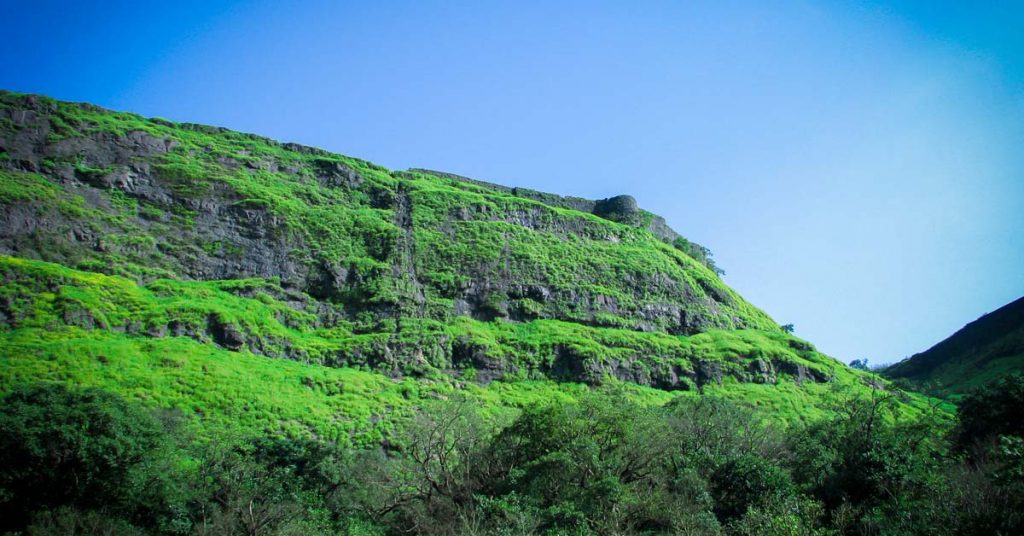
[2,0,1021,364]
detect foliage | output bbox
[0,384,165,532]
[953,373,1024,451]
[849,358,869,370]
[0,254,939,432]
[0,382,1012,535]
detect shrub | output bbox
[954,374,1024,452]
[0,384,165,533]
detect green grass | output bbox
[0,170,61,202]
[0,327,693,445]
[0,324,945,447]
[0,255,944,429]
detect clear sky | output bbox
[2,0,1021,365]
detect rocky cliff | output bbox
[0,91,844,389]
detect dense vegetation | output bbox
[1,377,1021,535]
[884,297,1024,397]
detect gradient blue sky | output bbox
[2,0,1021,364]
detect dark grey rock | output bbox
[207,315,245,351]
[593,195,639,222]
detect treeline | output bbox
[1,377,1022,535]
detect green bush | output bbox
[0,381,1017,535]
[0,384,166,532]
[954,373,1024,451]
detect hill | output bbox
[1,91,988,536]
[884,296,1024,397]
[0,90,930,439]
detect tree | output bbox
[849,358,870,370]
[0,384,166,533]
[342,399,495,535]
[487,389,713,534]
[185,439,320,536]
[940,375,1024,534]
[25,506,147,536]
[708,454,796,523]
[728,495,828,536]
[785,388,950,534]
[664,396,785,462]
[780,324,795,334]
[955,374,1024,452]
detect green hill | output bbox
[0,90,931,439]
[4,91,1003,536]
[884,296,1024,397]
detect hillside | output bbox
[2,91,992,536]
[884,296,1024,397]
[0,91,927,438]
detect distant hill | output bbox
[884,296,1024,397]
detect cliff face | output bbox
[884,296,1024,396]
[0,91,841,389]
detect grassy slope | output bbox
[0,252,943,441]
[0,325,942,446]
[0,91,948,438]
